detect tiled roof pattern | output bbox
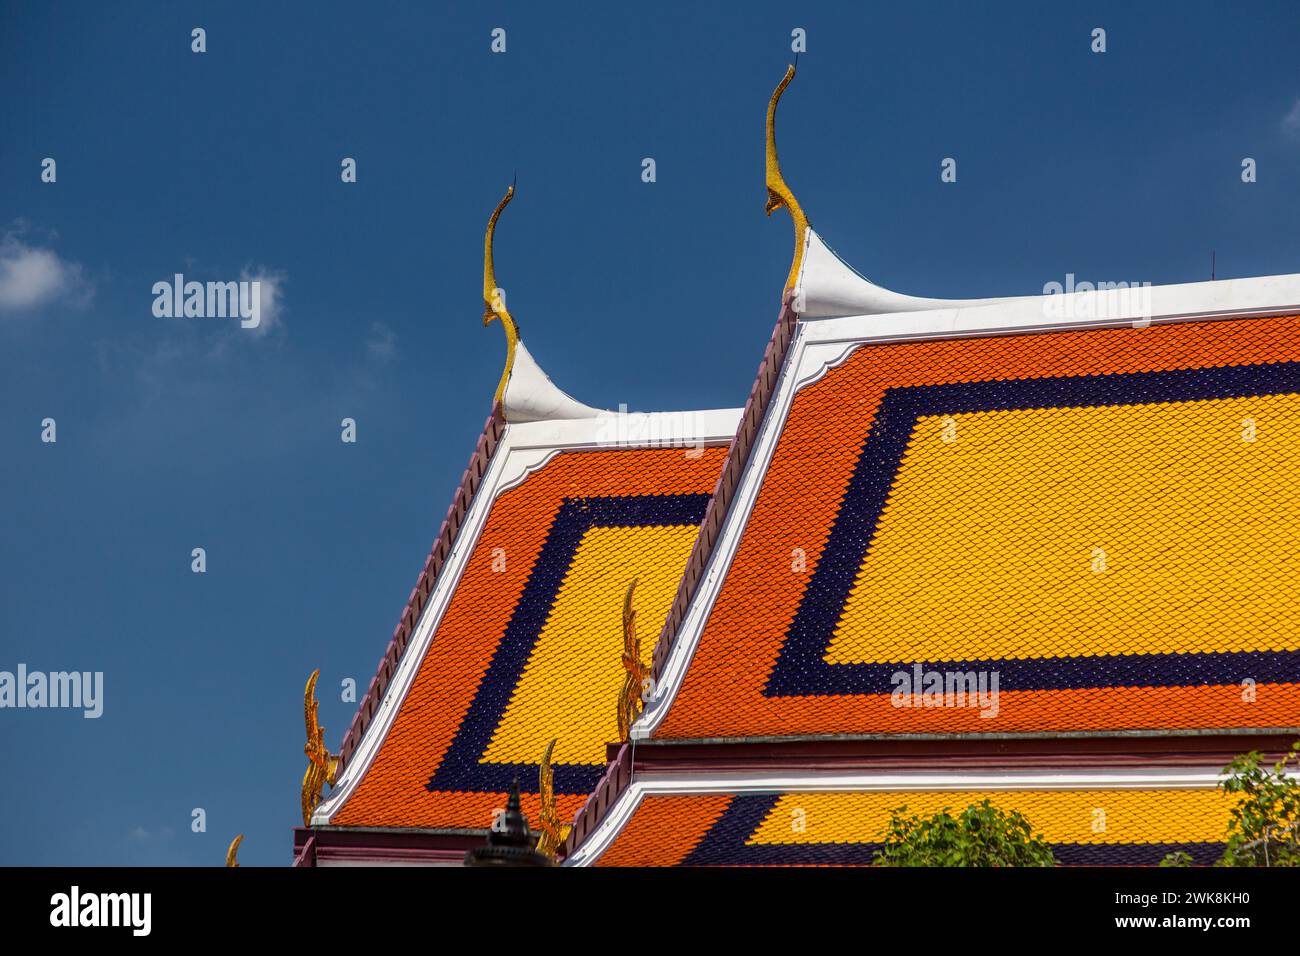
[594,794,733,867]
[333,445,728,830]
[594,787,1237,866]
[657,314,1300,738]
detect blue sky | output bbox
[2,1,1299,866]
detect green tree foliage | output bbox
[873,799,1055,867]
[1160,740,1300,867]
[1218,741,1300,867]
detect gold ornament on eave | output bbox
[483,181,521,408]
[765,62,810,291]
[225,833,243,868]
[301,668,339,826]
[616,579,651,742]
[534,737,571,859]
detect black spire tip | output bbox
[463,778,554,867]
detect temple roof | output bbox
[304,68,1300,868]
[315,404,739,831]
[556,194,1300,867]
[567,774,1238,866]
[641,301,1300,742]
[629,64,1300,746]
[307,180,746,837]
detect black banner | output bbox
[0,865,1285,942]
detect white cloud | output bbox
[365,321,397,361]
[0,230,91,312]
[1283,99,1300,139]
[239,265,285,336]
[127,825,175,842]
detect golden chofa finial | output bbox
[483,182,521,408]
[616,579,651,741]
[534,737,571,859]
[225,834,243,868]
[301,668,339,826]
[765,63,810,291]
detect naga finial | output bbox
[225,833,243,868]
[534,737,571,859]
[765,63,810,291]
[616,579,651,741]
[483,181,521,409]
[301,668,338,827]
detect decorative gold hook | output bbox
[616,579,650,742]
[301,669,338,826]
[225,833,243,867]
[534,737,570,859]
[483,183,521,408]
[765,63,810,291]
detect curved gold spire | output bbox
[483,183,521,408]
[535,737,570,859]
[225,833,243,867]
[616,579,650,742]
[301,668,338,826]
[765,63,810,291]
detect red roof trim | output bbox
[292,826,483,867]
[562,743,633,860]
[612,733,1300,773]
[334,402,507,773]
